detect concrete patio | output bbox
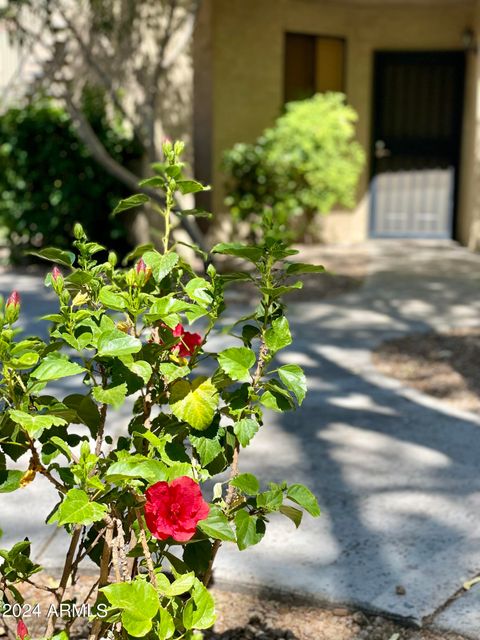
[1,240,480,638]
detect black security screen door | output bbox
[370,51,465,238]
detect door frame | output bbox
[369,50,466,239]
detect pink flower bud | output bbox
[5,290,20,324]
[136,258,147,274]
[134,257,152,286]
[17,619,28,640]
[52,266,63,281]
[6,290,20,307]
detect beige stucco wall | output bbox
[457,0,480,249]
[200,0,475,243]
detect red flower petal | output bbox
[144,476,210,542]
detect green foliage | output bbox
[223,93,365,241]
[0,140,321,640]
[0,98,142,262]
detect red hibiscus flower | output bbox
[144,476,210,542]
[171,323,202,358]
[17,620,28,640]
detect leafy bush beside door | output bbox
[223,93,365,242]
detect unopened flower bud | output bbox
[125,269,136,287]
[73,222,85,240]
[51,266,64,293]
[162,138,173,159]
[133,257,152,287]
[5,290,20,324]
[17,620,28,640]
[108,251,118,267]
[174,140,185,156]
[136,257,147,274]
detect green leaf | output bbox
[234,510,266,550]
[256,487,283,512]
[218,347,255,382]
[92,383,128,409]
[176,179,210,195]
[197,505,236,542]
[30,353,85,381]
[231,473,260,495]
[129,361,153,384]
[182,580,216,630]
[106,456,168,484]
[185,278,213,307]
[260,386,294,412]
[97,330,142,357]
[212,242,263,264]
[164,572,195,596]
[9,410,67,439]
[277,364,307,405]
[146,296,198,328]
[287,484,320,517]
[123,243,155,264]
[183,540,212,574]
[112,193,149,215]
[265,317,292,354]
[189,431,222,467]
[121,612,152,638]
[29,247,75,267]
[180,207,212,219]
[98,287,127,311]
[138,176,165,188]
[143,251,179,282]
[50,489,107,526]
[170,377,218,431]
[157,606,175,640]
[159,363,190,383]
[49,437,73,461]
[279,504,303,528]
[233,418,259,447]
[286,262,325,275]
[102,579,159,638]
[0,470,23,493]
[10,352,39,370]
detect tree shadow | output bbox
[217,244,480,624]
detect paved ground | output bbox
[2,240,480,637]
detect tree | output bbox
[0,0,206,249]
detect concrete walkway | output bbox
[2,240,480,637]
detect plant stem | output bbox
[88,518,114,640]
[204,335,269,588]
[45,525,82,637]
[135,508,157,587]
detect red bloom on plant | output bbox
[16,620,28,640]
[144,476,210,542]
[171,323,202,357]
[52,266,62,281]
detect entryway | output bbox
[370,51,465,238]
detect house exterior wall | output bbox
[198,0,476,244]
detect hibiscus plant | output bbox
[0,141,322,640]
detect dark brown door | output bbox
[370,51,465,238]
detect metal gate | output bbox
[370,51,465,238]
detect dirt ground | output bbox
[0,575,467,640]
[372,328,480,414]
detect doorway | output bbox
[370,51,465,238]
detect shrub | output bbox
[0,141,321,640]
[0,97,142,262]
[223,93,365,241]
